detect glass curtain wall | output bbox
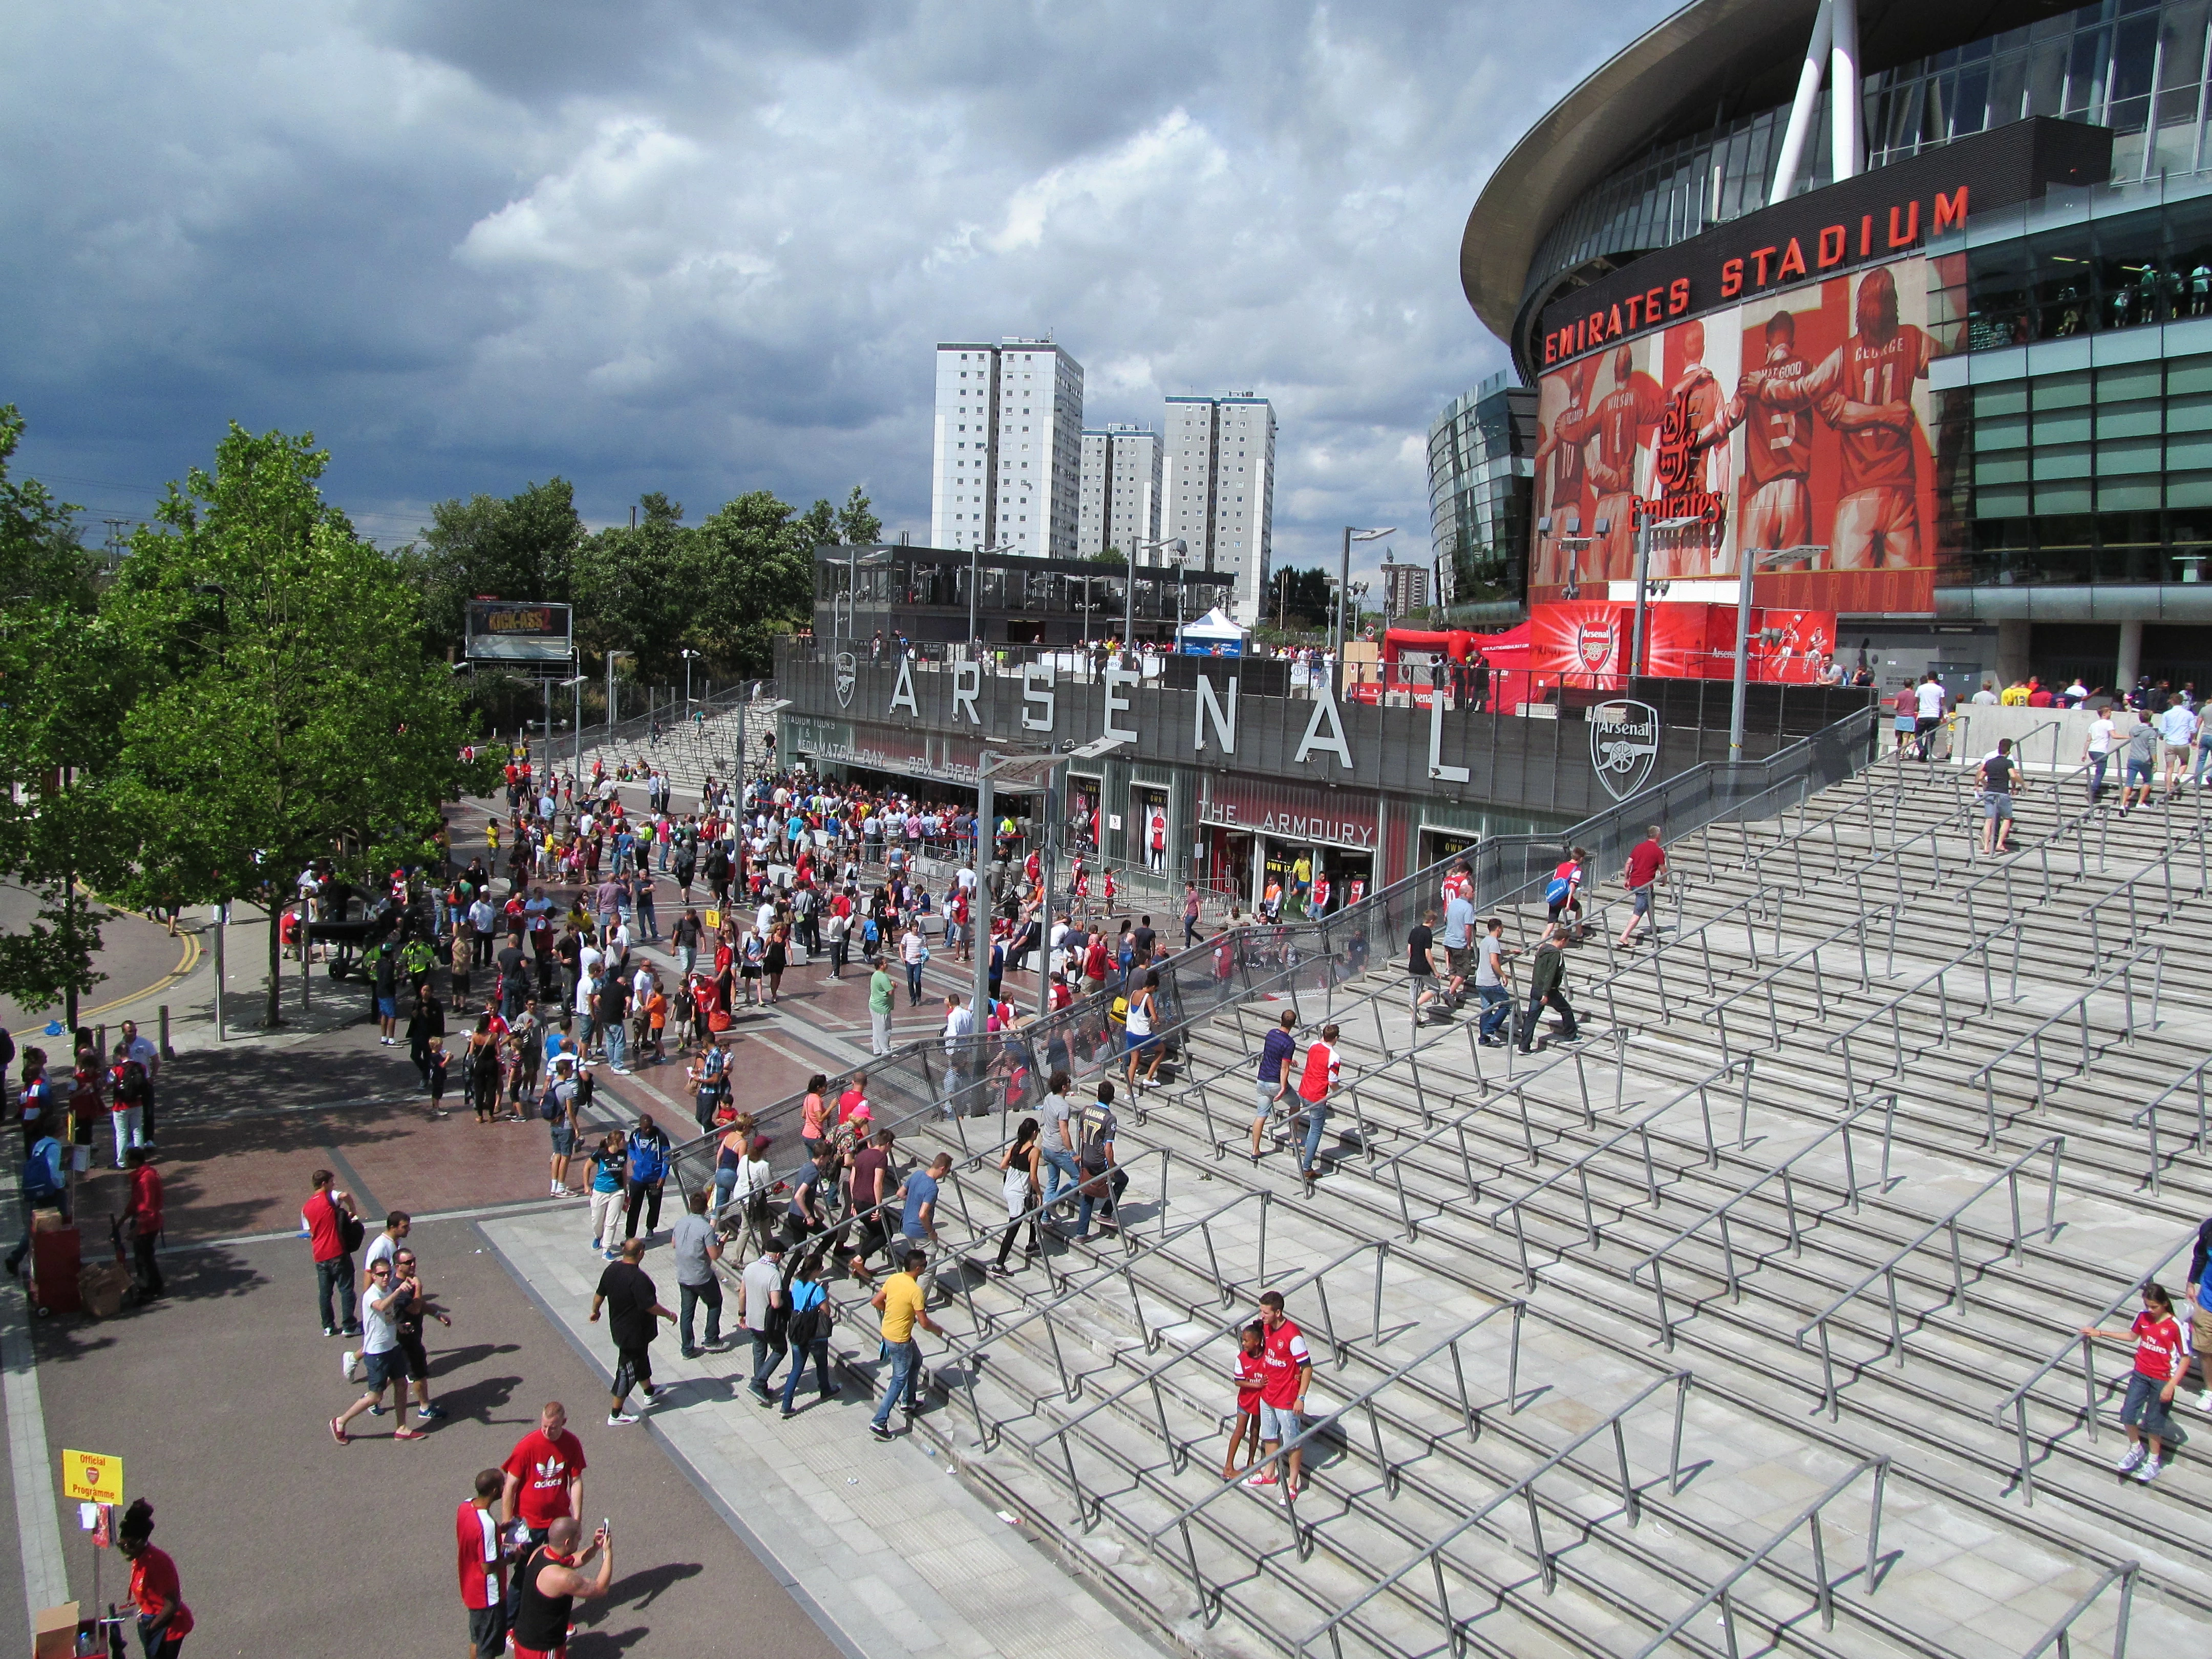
[1526,0,2212,305]
[1427,375,1537,608]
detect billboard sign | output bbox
[1530,255,1943,616]
[465,600,573,662]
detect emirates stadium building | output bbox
[1462,0,2212,694]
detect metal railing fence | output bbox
[1630,1096,1898,1352]
[1794,1136,2064,1420]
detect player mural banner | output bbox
[1530,253,1943,618]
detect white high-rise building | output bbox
[1163,393,1275,623]
[930,338,1084,557]
[1076,424,1161,558]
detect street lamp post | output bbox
[680,648,700,712]
[604,650,632,742]
[1334,526,1396,679]
[562,670,587,783]
[1121,538,1185,658]
[968,542,1014,655]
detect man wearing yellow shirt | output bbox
[868,1249,944,1440]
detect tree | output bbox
[1274,566,1333,630]
[834,485,882,545]
[0,407,128,1019]
[403,479,583,658]
[103,422,488,1028]
[570,493,695,684]
[689,490,813,675]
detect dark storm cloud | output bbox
[0,0,1674,579]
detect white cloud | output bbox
[0,0,1677,568]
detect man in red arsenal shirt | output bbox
[501,1401,588,1549]
[1709,308,1816,562]
[1531,360,1596,588]
[1765,265,1934,570]
[458,1467,511,1659]
[1586,346,1666,580]
[1241,1290,1313,1499]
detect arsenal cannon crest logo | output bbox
[1588,699,1660,801]
[834,651,857,709]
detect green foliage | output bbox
[835,486,882,545]
[403,478,583,657]
[570,487,824,680]
[0,405,122,1013]
[103,422,481,1024]
[1272,566,1334,629]
[570,492,695,683]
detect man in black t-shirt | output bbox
[597,970,633,1075]
[1979,738,2018,856]
[1407,909,1442,1026]
[589,1239,672,1426]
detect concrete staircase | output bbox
[697,752,2212,1658]
[568,692,786,800]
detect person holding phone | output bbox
[511,1515,614,1659]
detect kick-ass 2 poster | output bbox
[1529,253,1944,617]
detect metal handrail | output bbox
[2134,1054,2212,1195]
[1630,1456,1888,1658]
[1030,1236,1398,1456]
[1967,941,2164,1137]
[2076,818,2212,970]
[1702,899,1903,1061]
[1794,1135,2064,1420]
[1140,1307,1511,1544]
[1991,1229,2197,1505]
[2018,1560,2137,1659]
[1821,919,2027,1123]
[1486,1056,1750,1288]
[1295,1369,1694,1658]
[1628,1095,1898,1351]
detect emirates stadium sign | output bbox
[1536,117,2110,367]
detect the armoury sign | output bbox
[1589,700,1661,800]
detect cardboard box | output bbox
[31,1208,64,1233]
[32,1601,81,1659]
[78,1261,126,1320]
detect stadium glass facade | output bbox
[1426,372,1538,621]
[1468,0,2212,693]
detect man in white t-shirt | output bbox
[1474,918,1515,1047]
[2083,709,2117,804]
[1910,673,1946,758]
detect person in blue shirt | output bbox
[6,1130,66,1277]
[900,1153,952,1247]
[1250,1010,1299,1163]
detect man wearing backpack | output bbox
[5,1128,65,1280]
[622,1116,671,1241]
[304,1168,366,1337]
[542,1059,582,1200]
[1070,1083,1129,1242]
[1293,1025,1341,1196]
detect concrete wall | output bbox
[1948,703,2151,771]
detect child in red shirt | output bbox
[2082,1281,2187,1483]
[1221,1323,1266,1479]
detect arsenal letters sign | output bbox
[1537,117,2111,368]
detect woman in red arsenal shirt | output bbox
[119,1499,194,1657]
[2082,1282,2187,1483]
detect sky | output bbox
[0,0,1671,587]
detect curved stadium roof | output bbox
[1462,0,2066,352]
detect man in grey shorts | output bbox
[1249,1009,1299,1162]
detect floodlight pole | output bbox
[1730,546,1755,759]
